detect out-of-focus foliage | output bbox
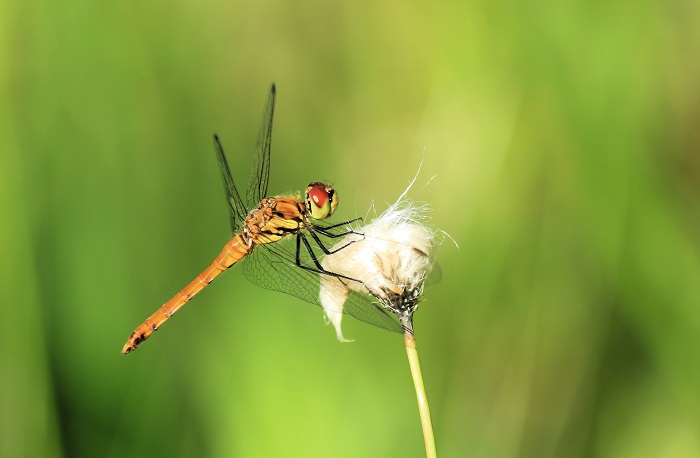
[1,0,699,456]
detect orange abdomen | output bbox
[121,234,250,354]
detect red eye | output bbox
[309,186,328,207]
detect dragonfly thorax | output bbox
[241,196,307,246]
[305,182,338,220]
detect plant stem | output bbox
[405,333,437,458]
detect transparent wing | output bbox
[213,134,248,233]
[242,221,402,334]
[213,84,401,334]
[246,84,276,207]
[342,290,403,334]
[425,262,442,287]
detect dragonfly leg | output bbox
[295,233,360,283]
[316,217,363,231]
[308,230,362,255]
[314,226,364,239]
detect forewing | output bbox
[213,135,247,233]
[247,84,276,207]
[341,290,402,334]
[242,222,402,334]
[425,262,442,287]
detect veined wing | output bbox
[213,84,276,233]
[213,135,247,233]
[242,220,403,334]
[246,84,276,208]
[213,85,401,333]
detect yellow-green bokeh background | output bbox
[2,1,700,457]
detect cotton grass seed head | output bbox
[320,188,441,341]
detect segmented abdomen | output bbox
[121,234,250,354]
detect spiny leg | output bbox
[315,217,363,231]
[294,233,395,322]
[294,233,360,283]
[313,226,364,240]
[308,229,362,255]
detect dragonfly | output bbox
[121,84,402,354]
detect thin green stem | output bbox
[405,333,437,458]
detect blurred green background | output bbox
[2,0,700,456]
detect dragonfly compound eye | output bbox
[306,182,337,220]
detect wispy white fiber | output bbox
[319,172,441,341]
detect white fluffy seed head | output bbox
[320,197,440,341]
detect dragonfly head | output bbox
[306,182,338,220]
